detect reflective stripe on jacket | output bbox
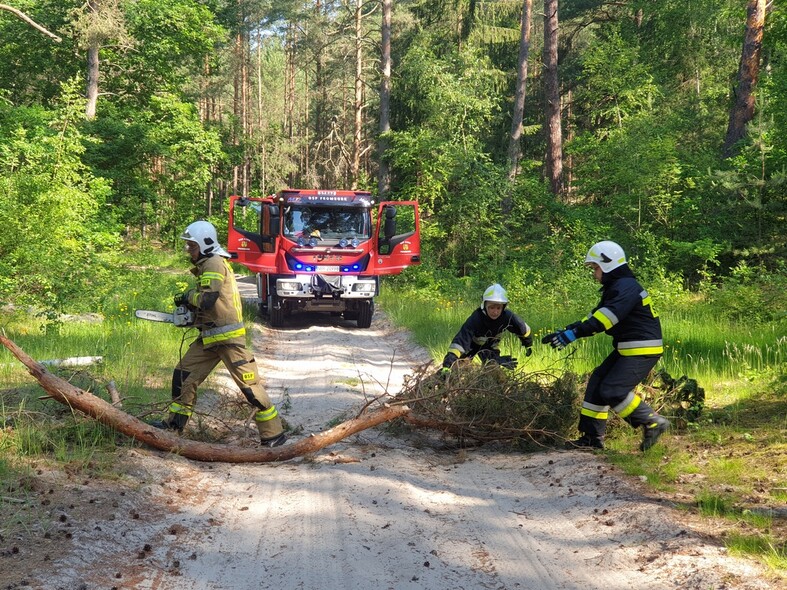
[445,307,531,360]
[574,273,663,356]
[191,256,246,348]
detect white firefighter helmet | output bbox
[181,220,230,258]
[482,283,509,310]
[585,240,627,273]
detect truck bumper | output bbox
[275,274,377,304]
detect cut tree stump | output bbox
[0,334,409,463]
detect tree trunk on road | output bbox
[1,334,410,464]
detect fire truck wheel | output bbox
[270,301,286,328]
[356,300,374,329]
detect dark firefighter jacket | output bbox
[185,254,246,348]
[443,307,531,367]
[570,264,663,356]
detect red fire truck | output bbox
[227,189,421,328]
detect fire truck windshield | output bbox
[284,206,371,241]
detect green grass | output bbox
[378,283,787,576]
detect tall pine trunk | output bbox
[506,0,533,186]
[85,1,101,120]
[543,0,563,196]
[723,0,766,157]
[378,0,392,198]
[351,0,364,189]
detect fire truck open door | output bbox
[227,196,279,273]
[374,201,421,275]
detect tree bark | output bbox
[723,0,766,158]
[377,0,392,199]
[82,0,101,120]
[351,0,364,189]
[506,0,533,186]
[543,0,563,197]
[1,334,410,464]
[0,4,62,42]
[85,3,100,120]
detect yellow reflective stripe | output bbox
[613,392,640,417]
[232,288,243,321]
[448,346,464,357]
[592,308,615,330]
[255,406,279,422]
[201,272,225,282]
[580,402,609,420]
[168,402,193,416]
[203,327,246,344]
[580,407,609,420]
[641,290,659,318]
[200,271,225,288]
[188,291,199,306]
[618,345,664,356]
[224,260,244,321]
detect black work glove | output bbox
[520,335,533,357]
[174,292,189,306]
[541,329,577,350]
[442,352,458,370]
[497,355,518,370]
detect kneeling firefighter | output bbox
[150,220,287,447]
[442,283,533,372]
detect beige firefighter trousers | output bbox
[171,340,283,439]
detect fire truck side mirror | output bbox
[383,206,397,241]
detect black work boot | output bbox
[565,434,605,450]
[260,432,287,448]
[147,419,183,434]
[640,415,670,451]
[148,412,188,434]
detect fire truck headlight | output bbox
[338,238,348,248]
[308,237,318,247]
[352,281,375,292]
[280,281,302,291]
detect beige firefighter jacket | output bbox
[185,255,246,348]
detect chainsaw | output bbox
[134,305,195,327]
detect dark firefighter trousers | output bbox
[578,350,661,440]
[166,340,283,439]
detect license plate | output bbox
[318,265,340,272]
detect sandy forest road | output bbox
[18,282,776,590]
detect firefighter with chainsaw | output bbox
[542,240,669,452]
[441,283,533,373]
[149,220,287,447]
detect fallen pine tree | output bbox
[1,334,696,459]
[0,334,409,463]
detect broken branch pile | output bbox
[398,361,582,449]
